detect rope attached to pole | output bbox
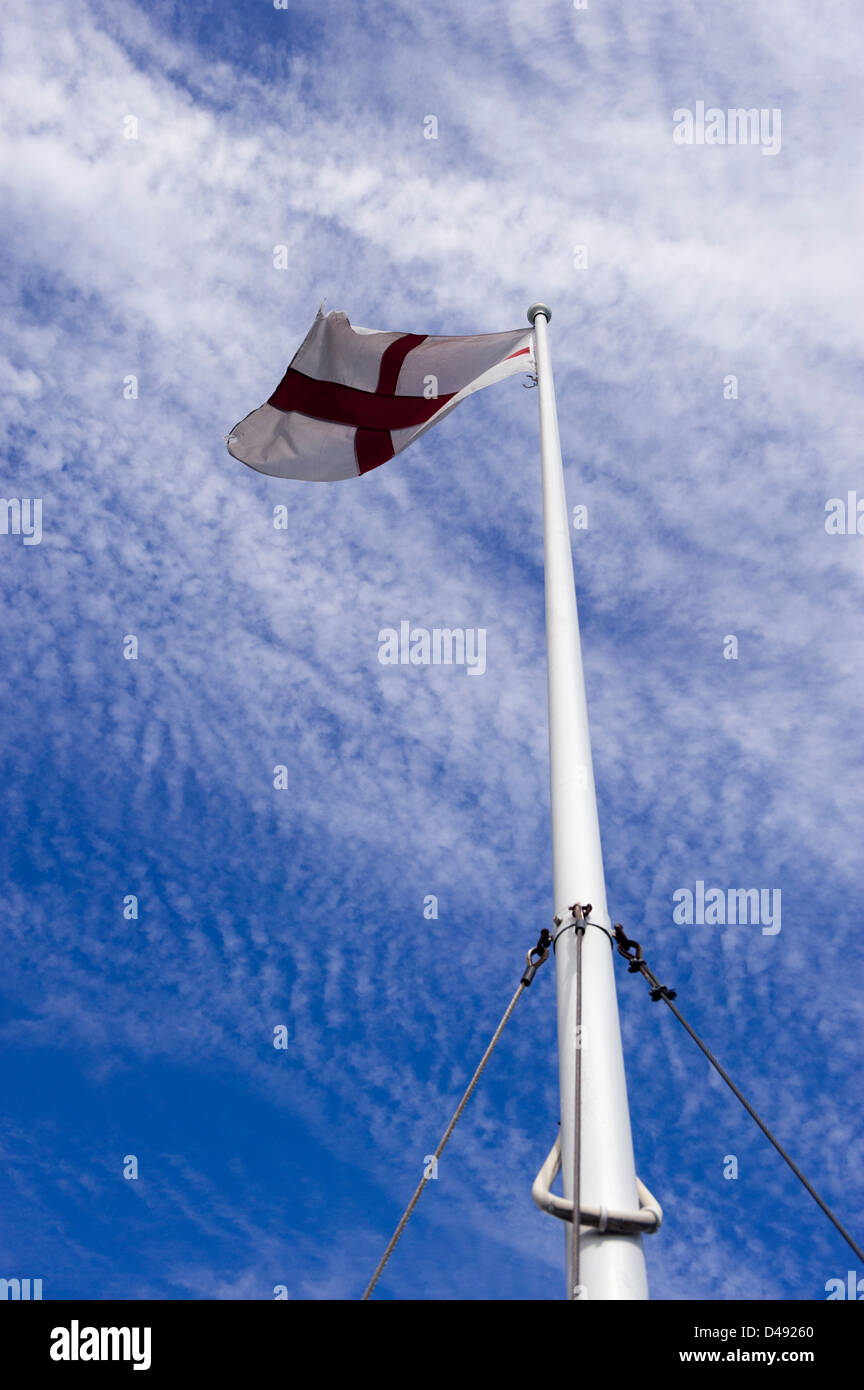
[612,923,864,1265]
[571,910,585,1300]
[360,928,552,1301]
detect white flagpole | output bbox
[528,303,649,1301]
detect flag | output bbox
[226,308,535,481]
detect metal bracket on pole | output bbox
[552,903,614,949]
[532,1135,663,1234]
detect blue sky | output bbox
[1,0,862,1301]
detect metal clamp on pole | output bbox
[552,902,614,950]
[532,1134,663,1234]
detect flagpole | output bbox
[528,303,649,1301]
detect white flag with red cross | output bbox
[226,308,535,481]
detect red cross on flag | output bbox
[226,308,535,481]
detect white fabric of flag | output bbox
[227,309,535,481]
